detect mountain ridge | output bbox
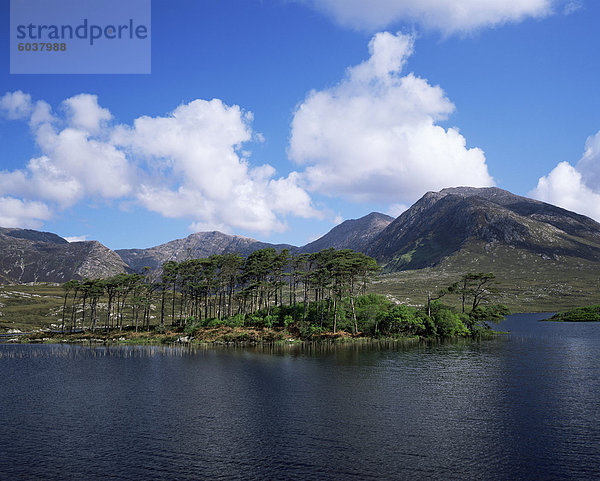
[3,186,600,282]
[300,212,394,254]
[116,230,296,273]
[366,186,600,270]
[0,232,129,283]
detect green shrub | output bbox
[376,304,427,336]
[283,315,294,330]
[225,314,245,328]
[550,305,600,322]
[432,308,470,338]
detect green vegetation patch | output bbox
[549,305,600,322]
[0,284,64,332]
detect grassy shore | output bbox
[1,273,594,340]
[2,325,430,347]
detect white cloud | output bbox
[1,92,134,212]
[0,91,320,234]
[62,94,112,133]
[289,32,494,205]
[0,156,82,207]
[0,91,33,119]
[563,1,582,15]
[0,196,52,229]
[0,91,56,126]
[29,101,54,127]
[43,127,134,199]
[531,132,600,221]
[302,0,557,34]
[576,131,600,190]
[64,235,89,243]
[113,98,320,234]
[387,203,408,217]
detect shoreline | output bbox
[0,325,504,347]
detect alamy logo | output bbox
[10,0,151,74]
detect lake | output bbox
[1,313,599,480]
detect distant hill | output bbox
[118,213,395,272]
[3,186,600,291]
[116,231,295,273]
[366,187,600,271]
[0,227,67,245]
[301,212,394,254]
[0,229,128,283]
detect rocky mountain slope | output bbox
[117,231,295,272]
[301,212,394,253]
[0,229,129,283]
[3,186,600,284]
[118,213,394,272]
[366,187,600,271]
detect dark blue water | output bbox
[1,313,599,480]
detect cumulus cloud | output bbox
[387,203,408,218]
[113,99,321,234]
[41,126,134,200]
[289,31,494,205]
[576,131,600,190]
[531,132,600,221]
[0,156,82,207]
[29,101,54,127]
[64,235,89,243]
[0,92,320,234]
[0,92,134,218]
[0,90,33,119]
[62,94,112,133]
[0,196,52,229]
[302,0,559,34]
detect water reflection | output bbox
[1,314,599,480]
[0,343,197,359]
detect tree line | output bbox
[60,248,379,334]
[59,247,507,339]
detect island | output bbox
[548,305,600,322]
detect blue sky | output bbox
[1,0,600,250]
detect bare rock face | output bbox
[117,231,295,273]
[4,186,600,282]
[301,212,394,254]
[0,230,128,283]
[118,215,395,273]
[0,227,67,245]
[367,187,600,271]
[73,241,131,279]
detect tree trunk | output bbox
[350,294,357,335]
[333,296,338,334]
[61,292,68,333]
[160,289,165,327]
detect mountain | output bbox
[367,187,600,271]
[4,186,600,289]
[118,213,395,272]
[301,212,394,253]
[0,227,68,245]
[116,231,295,273]
[0,229,129,283]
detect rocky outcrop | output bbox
[117,231,295,273]
[4,186,600,282]
[366,187,600,270]
[0,231,128,283]
[301,212,394,254]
